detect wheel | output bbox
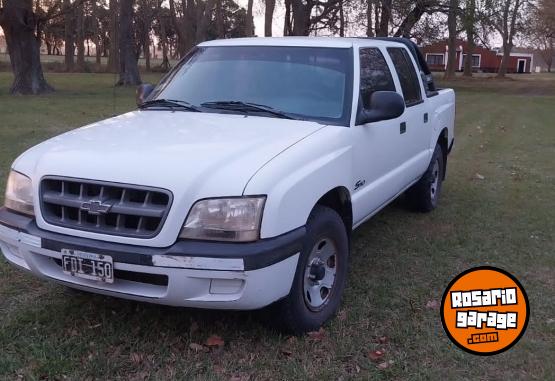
[271,205,349,334]
[406,143,445,212]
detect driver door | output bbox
[351,47,408,225]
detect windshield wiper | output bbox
[200,101,297,120]
[139,99,200,112]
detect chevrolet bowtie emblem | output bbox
[80,200,113,215]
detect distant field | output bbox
[0,72,554,380]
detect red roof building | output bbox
[421,39,533,74]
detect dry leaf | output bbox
[426,299,439,309]
[130,352,144,365]
[377,360,394,370]
[189,343,206,352]
[307,327,325,341]
[338,310,347,321]
[280,349,293,356]
[368,350,385,362]
[205,335,225,348]
[229,375,250,381]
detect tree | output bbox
[284,0,342,36]
[264,0,275,36]
[376,0,391,36]
[529,0,554,72]
[75,0,86,71]
[107,0,119,72]
[117,0,141,85]
[245,0,254,36]
[393,0,438,37]
[444,0,458,79]
[63,0,75,71]
[463,0,476,76]
[483,0,527,77]
[0,0,54,94]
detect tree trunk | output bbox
[245,0,254,36]
[92,0,102,67]
[548,37,554,72]
[497,43,511,77]
[376,0,391,37]
[158,8,170,70]
[0,0,54,94]
[264,0,275,36]
[463,0,475,77]
[366,0,373,37]
[63,0,75,71]
[339,2,345,37]
[195,0,215,43]
[291,0,310,36]
[143,36,151,71]
[117,0,141,85]
[76,0,85,71]
[284,0,292,35]
[444,0,458,79]
[393,1,430,37]
[216,0,224,38]
[107,0,119,73]
[497,0,521,78]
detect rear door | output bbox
[386,47,432,178]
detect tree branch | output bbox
[40,0,87,22]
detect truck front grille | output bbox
[40,177,172,238]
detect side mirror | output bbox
[136,83,155,106]
[356,91,405,125]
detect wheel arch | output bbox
[313,186,353,237]
[437,127,449,180]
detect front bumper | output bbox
[0,208,304,310]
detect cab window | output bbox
[359,48,395,109]
[387,47,423,106]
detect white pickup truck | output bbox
[1,37,454,333]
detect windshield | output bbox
[151,46,353,126]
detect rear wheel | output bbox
[271,205,349,334]
[406,143,445,212]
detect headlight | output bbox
[179,196,266,242]
[4,170,34,216]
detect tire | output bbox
[270,205,349,334]
[406,143,445,212]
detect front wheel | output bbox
[271,205,349,334]
[406,143,445,212]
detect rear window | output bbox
[387,48,422,106]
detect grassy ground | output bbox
[0,72,554,380]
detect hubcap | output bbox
[430,159,440,201]
[303,238,338,311]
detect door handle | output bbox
[400,122,407,134]
[424,113,429,123]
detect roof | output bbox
[199,37,405,49]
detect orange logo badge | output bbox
[441,266,529,355]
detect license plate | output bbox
[61,249,114,283]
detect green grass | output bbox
[0,72,554,380]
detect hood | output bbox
[13,110,323,246]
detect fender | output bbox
[429,89,456,151]
[243,126,352,238]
